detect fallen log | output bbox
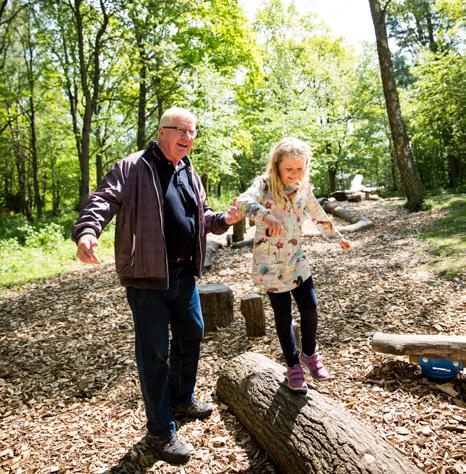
[204,240,222,270]
[371,332,466,363]
[231,237,254,249]
[318,198,374,233]
[217,352,422,474]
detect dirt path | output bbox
[0,200,464,473]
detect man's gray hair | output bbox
[159,107,197,127]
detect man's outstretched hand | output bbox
[224,198,243,225]
[77,234,101,265]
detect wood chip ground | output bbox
[0,200,464,473]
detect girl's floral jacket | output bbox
[237,176,343,293]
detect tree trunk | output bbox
[368,0,425,210]
[51,154,60,216]
[27,69,42,218]
[74,0,109,210]
[217,352,422,474]
[198,283,234,332]
[328,167,337,194]
[136,51,147,150]
[201,173,209,194]
[326,142,337,194]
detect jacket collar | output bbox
[146,141,192,170]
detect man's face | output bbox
[158,115,197,164]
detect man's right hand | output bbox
[77,234,101,265]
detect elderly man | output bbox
[72,107,242,465]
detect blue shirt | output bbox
[152,144,197,261]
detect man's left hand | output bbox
[224,198,243,225]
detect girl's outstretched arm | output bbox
[306,188,351,250]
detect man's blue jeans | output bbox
[126,264,204,437]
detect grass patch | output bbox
[0,188,237,291]
[0,215,115,290]
[420,194,466,278]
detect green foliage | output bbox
[205,190,238,213]
[420,194,466,277]
[406,50,465,189]
[0,0,464,225]
[0,214,115,289]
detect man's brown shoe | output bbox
[147,433,191,464]
[172,400,213,419]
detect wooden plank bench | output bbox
[371,332,466,381]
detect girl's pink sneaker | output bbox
[284,364,308,393]
[299,352,330,381]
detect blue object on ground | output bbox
[418,357,463,381]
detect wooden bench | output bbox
[371,332,466,381]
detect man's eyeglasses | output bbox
[162,126,197,139]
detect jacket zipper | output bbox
[130,233,136,267]
[142,157,169,290]
[187,167,204,274]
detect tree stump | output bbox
[240,293,265,337]
[198,283,233,332]
[217,352,422,474]
[292,320,301,351]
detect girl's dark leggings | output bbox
[267,276,318,367]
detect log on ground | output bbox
[319,198,374,233]
[231,237,254,249]
[204,240,222,270]
[372,332,466,362]
[217,352,422,474]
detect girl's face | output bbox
[278,155,306,186]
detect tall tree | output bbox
[368,0,425,210]
[43,0,111,209]
[19,4,43,217]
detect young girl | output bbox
[237,137,351,393]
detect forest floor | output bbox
[0,199,465,474]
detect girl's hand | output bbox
[264,213,284,236]
[339,238,351,251]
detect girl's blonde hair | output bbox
[265,137,311,208]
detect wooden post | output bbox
[240,293,265,337]
[293,321,301,351]
[233,217,246,242]
[198,283,234,332]
[217,352,422,474]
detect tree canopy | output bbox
[0,0,464,220]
